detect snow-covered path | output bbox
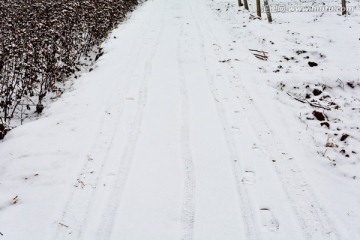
[0,0,357,239]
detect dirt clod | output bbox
[347,81,355,88]
[296,50,307,55]
[308,61,318,67]
[313,110,326,121]
[320,122,330,128]
[313,89,322,96]
[340,133,349,141]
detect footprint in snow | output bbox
[241,171,255,184]
[260,208,280,232]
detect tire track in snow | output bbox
[94,2,168,238]
[186,1,260,239]
[94,61,148,240]
[177,22,196,240]
[192,1,341,239]
[52,2,164,239]
[53,40,137,240]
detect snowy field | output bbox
[0,0,359,239]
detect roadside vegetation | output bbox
[0,0,139,139]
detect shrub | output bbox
[0,0,138,139]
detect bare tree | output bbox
[244,0,249,10]
[264,0,273,23]
[256,0,262,17]
[342,0,347,15]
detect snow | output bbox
[0,0,359,239]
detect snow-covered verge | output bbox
[209,0,360,177]
[0,0,359,239]
[207,0,360,237]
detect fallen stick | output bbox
[253,53,268,60]
[249,49,269,54]
[286,92,331,110]
[59,222,69,228]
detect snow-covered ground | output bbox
[0,0,359,239]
